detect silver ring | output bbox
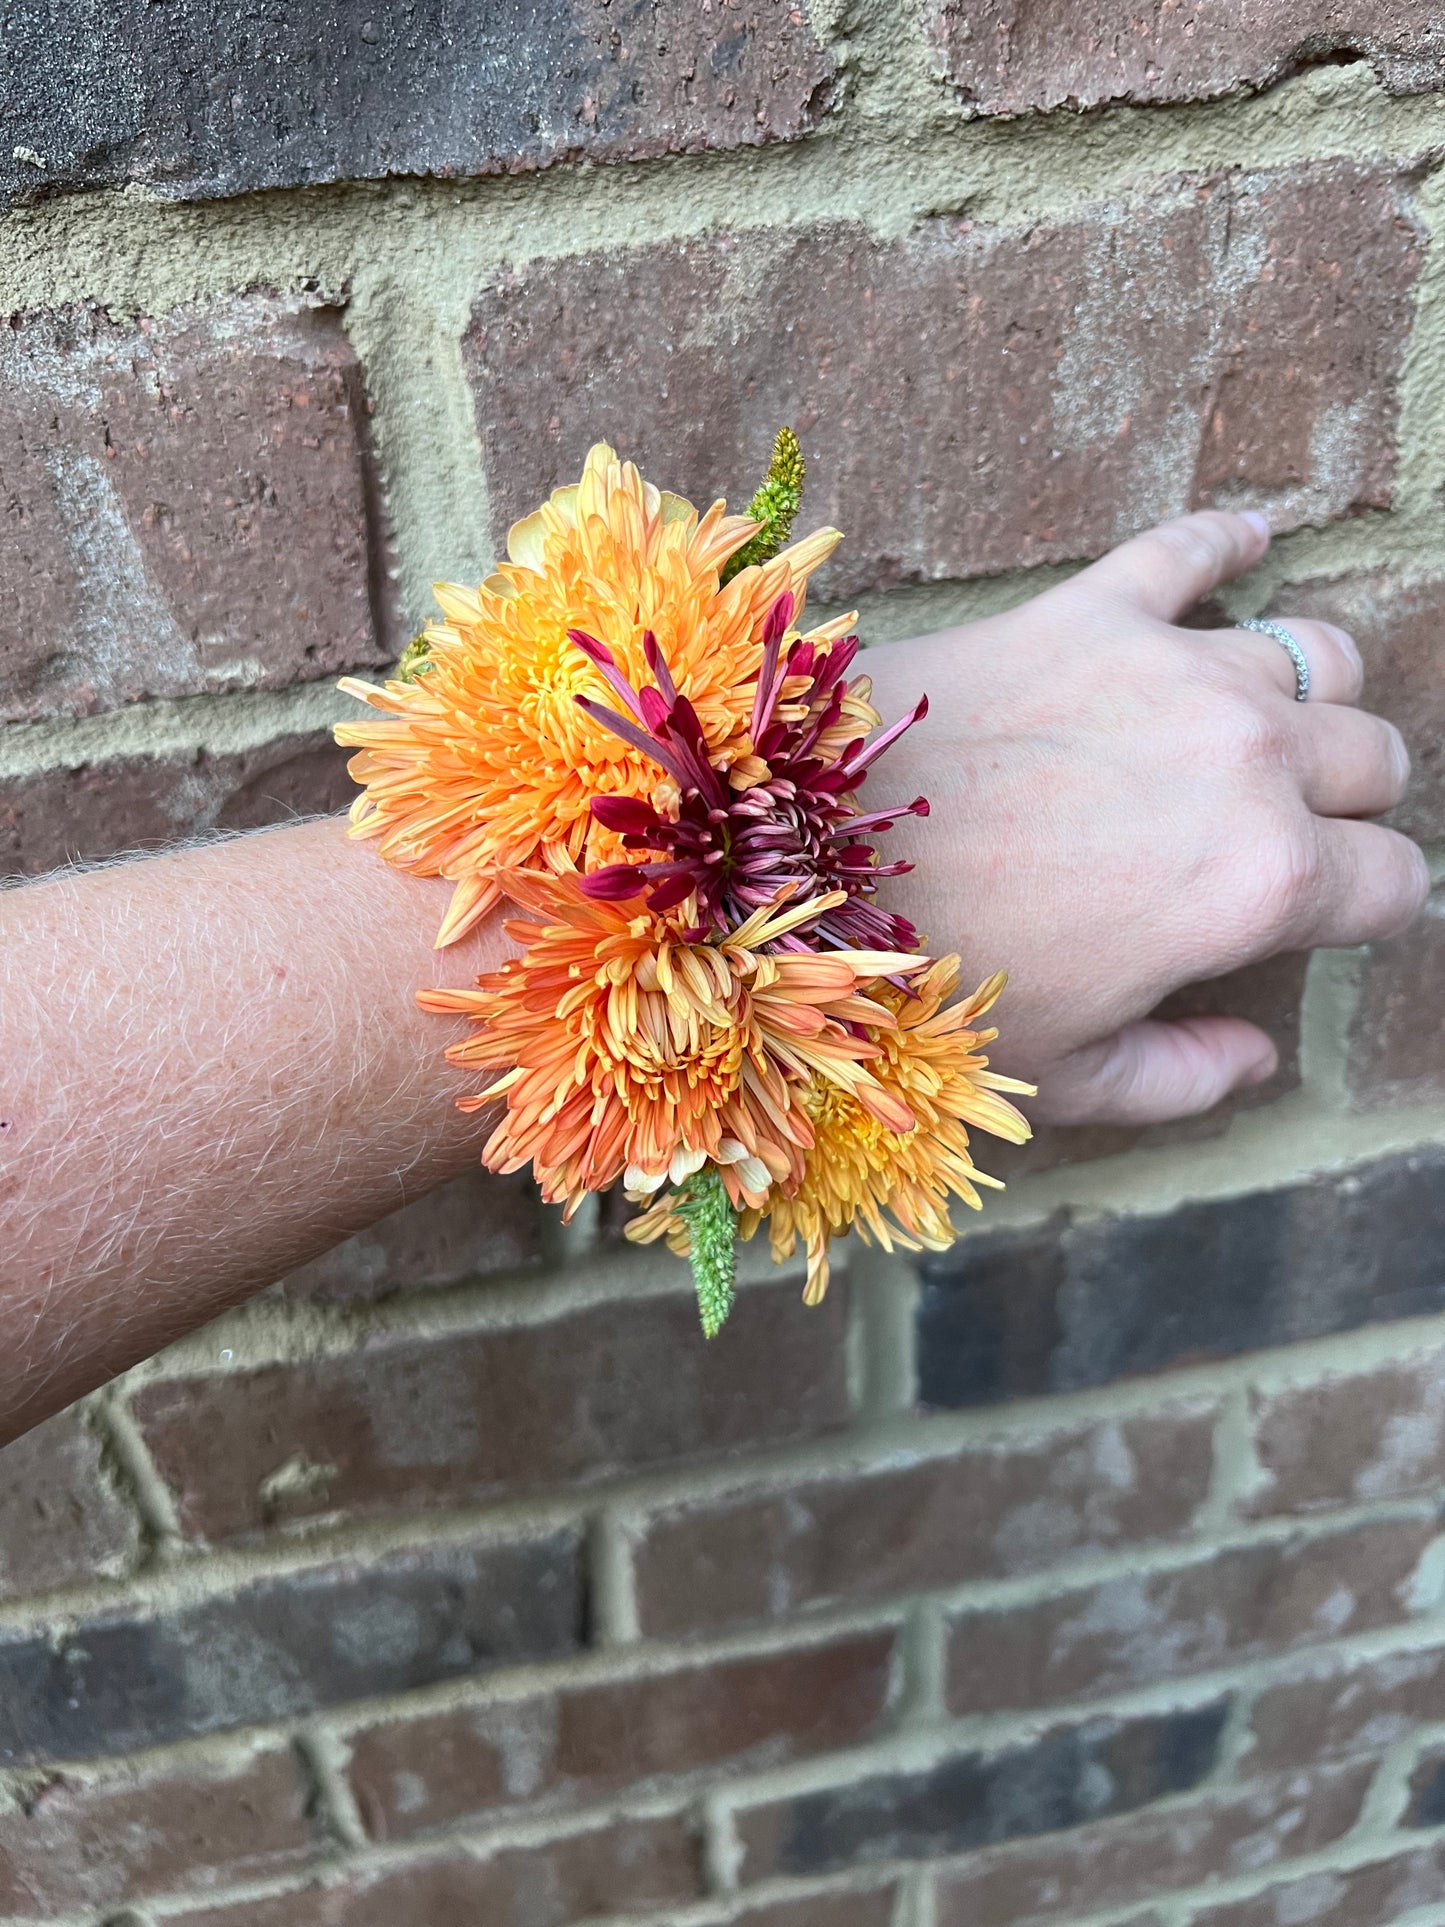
[1239,617,1310,703]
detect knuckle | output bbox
[1233,821,1321,938]
[1211,695,1287,769]
[1155,518,1226,578]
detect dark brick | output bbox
[0,733,353,880]
[631,1404,1218,1639]
[1247,1641,1445,1773]
[726,1886,901,1927]
[945,1518,1439,1717]
[348,1632,894,1840]
[0,296,391,723]
[931,1759,1371,1926]
[1184,1841,1445,1927]
[735,1701,1228,1880]
[133,1277,850,1542]
[0,1745,314,1917]
[917,1148,1445,1409]
[467,165,1418,602]
[1273,571,1445,839]
[1347,886,1445,1110]
[1406,1742,1445,1828]
[927,1,1445,113]
[1246,1347,1445,1517]
[274,1167,544,1303]
[0,1,833,206]
[0,1529,582,1765]
[0,1407,138,1602]
[157,1817,702,1926]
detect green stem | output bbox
[675,1166,738,1337]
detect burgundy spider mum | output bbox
[570,592,929,950]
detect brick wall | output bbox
[2,5,1445,1924]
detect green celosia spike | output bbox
[676,1166,738,1337]
[395,631,434,682]
[720,427,805,584]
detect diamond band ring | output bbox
[1239,617,1310,703]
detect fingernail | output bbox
[1241,510,1272,541]
[1323,623,1363,674]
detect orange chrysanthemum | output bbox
[417,872,924,1221]
[337,442,846,946]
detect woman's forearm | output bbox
[0,819,508,1443]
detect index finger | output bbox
[1065,511,1272,622]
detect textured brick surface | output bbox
[1184,1841,1445,1926]
[274,1167,544,1303]
[726,1888,901,1927]
[160,1819,702,1926]
[927,1,1445,114]
[133,1279,850,1542]
[1347,886,1445,1110]
[916,1149,1445,1409]
[1246,1346,1445,1516]
[0,297,391,723]
[0,1746,314,1917]
[0,1530,582,1764]
[631,1405,1218,1638]
[0,1408,138,1602]
[945,1518,1438,1716]
[348,1633,894,1841]
[1247,1640,1445,1773]
[931,1760,1371,1927]
[0,734,353,881]
[0,1,833,206]
[467,165,1419,600]
[735,1702,1228,1880]
[1272,571,1445,838]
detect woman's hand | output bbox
[862,511,1429,1126]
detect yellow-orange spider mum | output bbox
[418,872,926,1222]
[337,442,847,947]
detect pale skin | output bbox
[0,512,1427,1443]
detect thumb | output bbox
[1041,1017,1278,1127]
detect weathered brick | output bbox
[0,1,834,206]
[467,165,1418,601]
[158,1817,702,1926]
[0,1529,582,1765]
[0,297,391,723]
[0,1744,314,1917]
[1346,885,1445,1110]
[0,734,353,881]
[1405,1741,1445,1827]
[725,1886,901,1927]
[945,1518,1439,1717]
[917,1148,1445,1410]
[735,1702,1228,1881]
[348,1632,894,1841]
[927,1,1445,114]
[1247,1640,1445,1773]
[1272,571,1445,839]
[133,1278,850,1543]
[0,1407,138,1602]
[1184,1841,1445,1927]
[631,1404,1218,1639]
[931,1759,1370,1926]
[274,1167,544,1302]
[1246,1346,1445,1518]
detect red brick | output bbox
[1346,885,1445,1110]
[274,1167,544,1303]
[466,165,1419,602]
[132,1278,851,1542]
[1247,1640,1445,1773]
[632,1404,1218,1638]
[1184,1841,1445,1927]
[160,1817,702,1926]
[0,733,353,880]
[0,1745,314,1917]
[0,1407,138,1602]
[926,1,1444,113]
[931,1759,1370,1926]
[0,296,392,723]
[348,1632,894,1842]
[1246,1347,1445,1517]
[1272,571,1445,839]
[945,1518,1440,1716]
